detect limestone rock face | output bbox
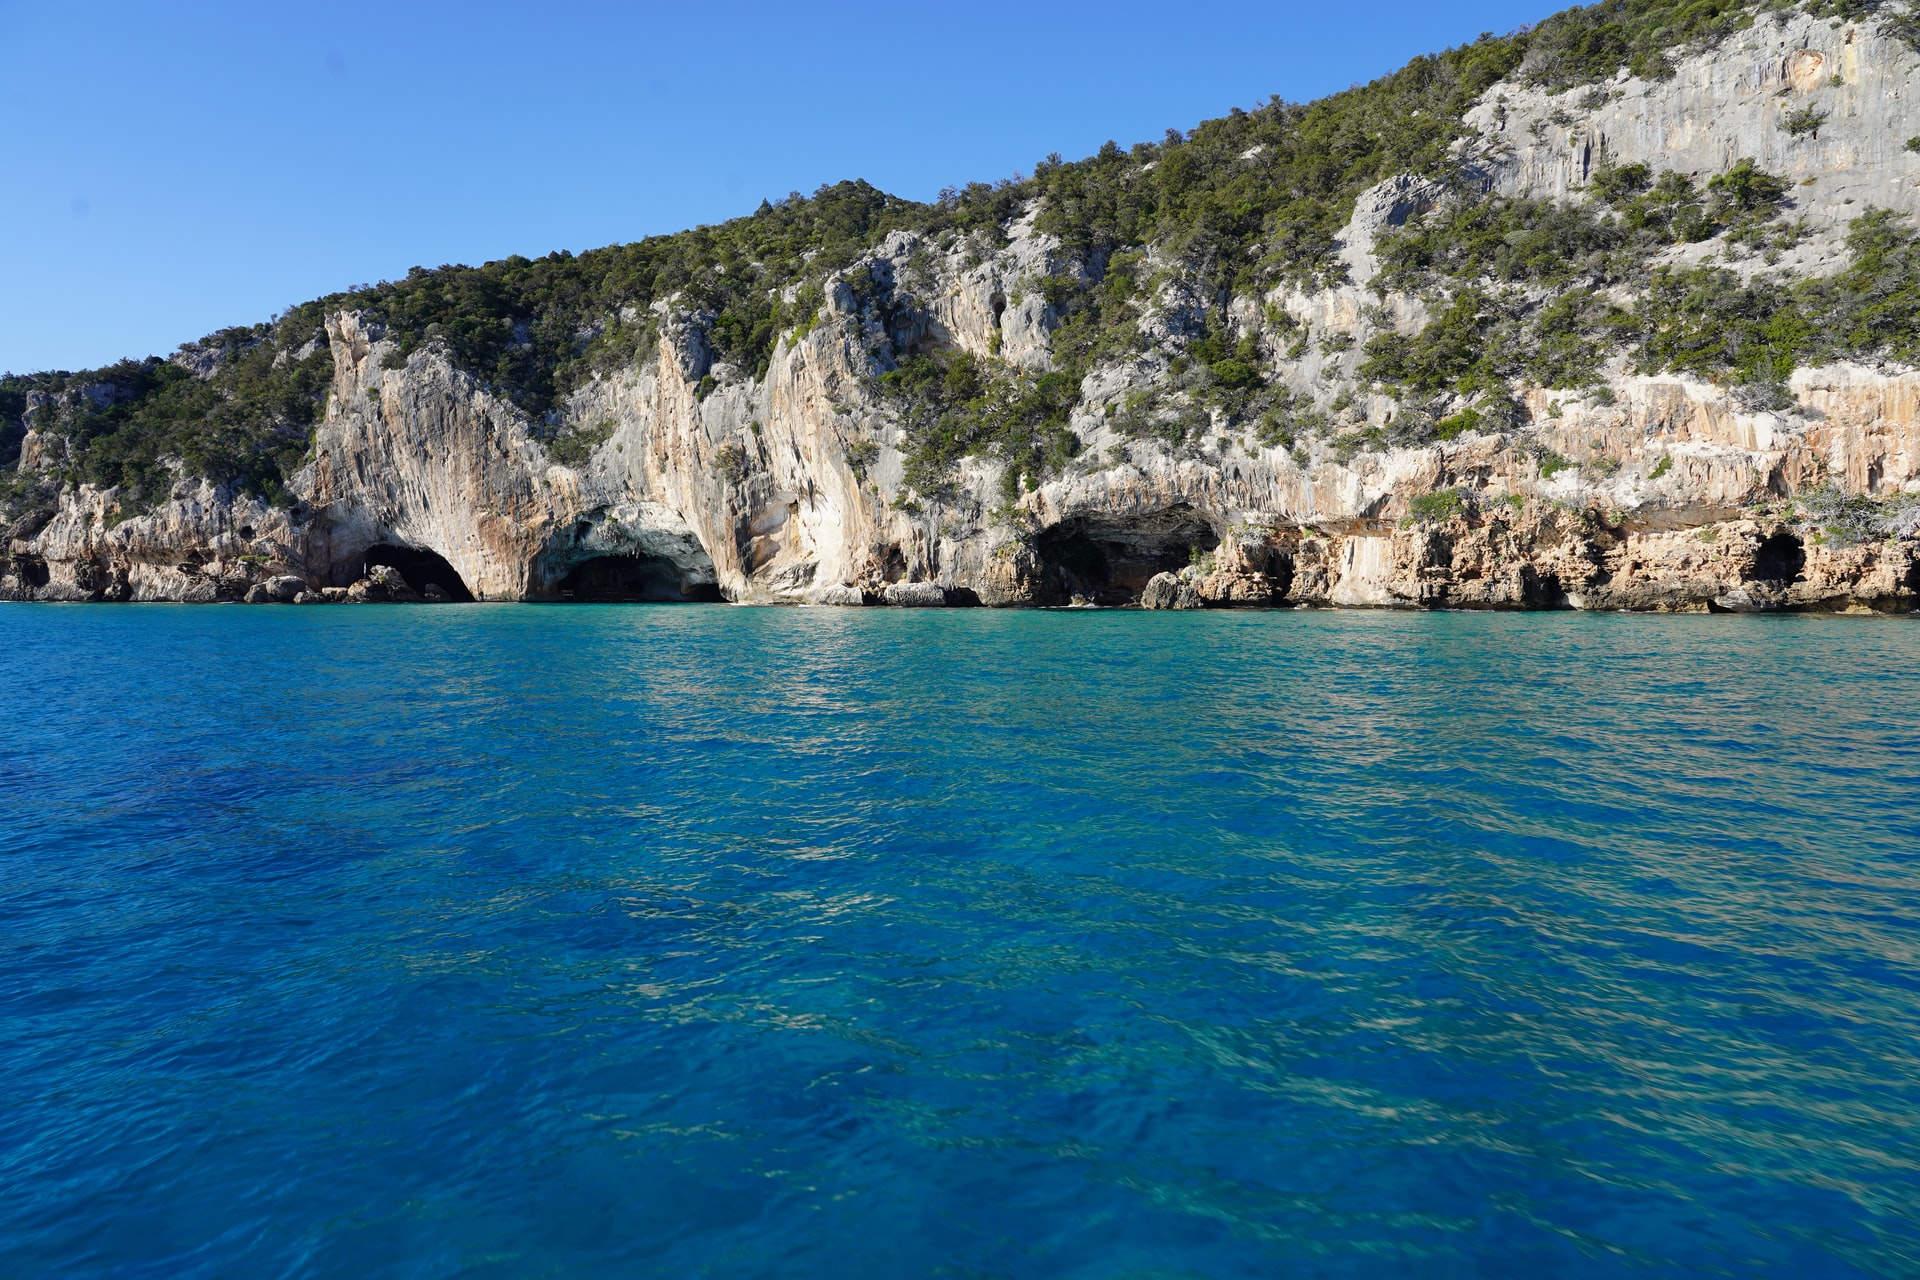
[4,12,1920,614]
[1463,11,1920,267]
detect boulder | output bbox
[266,574,306,602]
[350,565,421,603]
[1140,572,1203,610]
[810,583,865,606]
[883,581,947,607]
[243,583,273,604]
[177,576,221,604]
[1193,570,1280,607]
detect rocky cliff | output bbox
[6,1,1920,613]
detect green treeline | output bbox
[1362,195,1920,418]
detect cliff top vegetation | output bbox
[4,0,1916,515]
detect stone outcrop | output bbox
[4,10,1919,614]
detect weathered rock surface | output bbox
[1141,573,1203,610]
[883,582,948,608]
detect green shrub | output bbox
[1208,358,1260,389]
[877,349,1081,498]
[1797,484,1920,545]
[1408,487,1465,523]
[713,441,749,480]
[1,319,334,510]
[548,419,615,467]
[1781,105,1829,139]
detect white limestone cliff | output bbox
[6,8,1919,613]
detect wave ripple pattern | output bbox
[3,607,1919,1278]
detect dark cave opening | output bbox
[1036,506,1220,605]
[363,544,475,601]
[1752,531,1806,583]
[554,555,722,603]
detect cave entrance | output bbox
[363,544,474,601]
[1036,506,1219,605]
[1753,531,1806,583]
[555,555,722,603]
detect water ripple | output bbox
[2,605,1919,1277]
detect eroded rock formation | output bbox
[6,9,1919,613]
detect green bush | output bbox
[1781,105,1829,139]
[1407,487,1465,522]
[1434,407,1482,439]
[547,419,615,467]
[877,350,1080,499]
[1,318,334,510]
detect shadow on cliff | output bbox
[549,555,723,603]
[1036,506,1219,605]
[363,545,474,601]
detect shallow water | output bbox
[3,604,1919,1278]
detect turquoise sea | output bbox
[3,604,1919,1277]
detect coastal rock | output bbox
[266,574,305,602]
[883,581,947,607]
[809,583,865,606]
[1140,572,1203,610]
[346,565,421,603]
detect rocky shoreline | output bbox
[6,12,1920,616]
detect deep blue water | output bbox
[4,604,1920,1278]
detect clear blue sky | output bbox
[1,0,1546,374]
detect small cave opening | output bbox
[363,544,475,601]
[1752,531,1806,583]
[554,555,722,603]
[1036,507,1219,605]
[989,291,1007,328]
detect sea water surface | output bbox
[3,604,1920,1278]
